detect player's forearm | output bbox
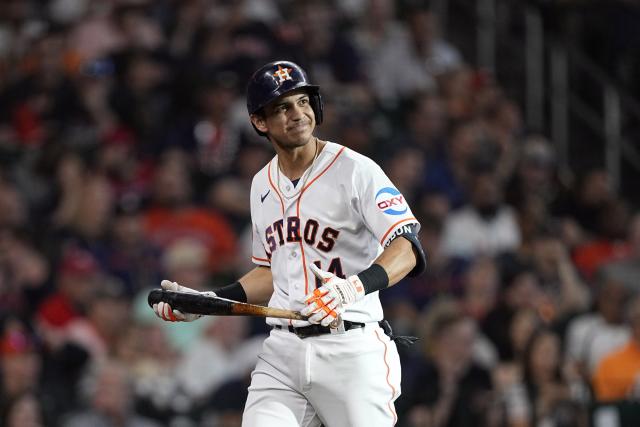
[237,266,274,304]
[372,237,417,287]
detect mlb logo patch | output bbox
[375,187,408,215]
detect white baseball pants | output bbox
[242,322,401,427]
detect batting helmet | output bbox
[246,61,323,126]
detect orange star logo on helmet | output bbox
[273,65,293,84]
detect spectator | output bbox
[394,92,448,158]
[95,128,154,202]
[506,136,565,251]
[423,121,484,210]
[564,267,631,386]
[354,0,437,106]
[438,65,478,122]
[0,322,41,412]
[109,50,171,148]
[285,0,365,89]
[572,198,631,281]
[482,257,544,362]
[528,232,590,322]
[162,73,244,179]
[585,211,640,291]
[441,166,521,259]
[62,359,161,427]
[143,150,239,277]
[175,315,265,403]
[506,135,559,211]
[132,237,213,352]
[398,299,493,427]
[104,197,162,296]
[461,256,500,323]
[1,392,45,427]
[207,140,274,233]
[0,176,28,229]
[478,96,523,180]
[385,145,427,207]
[555,168,616,238]
[36,246,102,336]
[592,292,640,402]
[64,277,131,362]
[47,169,116,274]
[120,322,184,422]
[521,328,582,427]
[202,378,250,427]
[0,228,50,319]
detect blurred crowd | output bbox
[1,0,639,426]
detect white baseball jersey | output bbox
[249,142,420,327]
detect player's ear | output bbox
[250,113,268,134]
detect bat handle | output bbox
[147,289,167,307]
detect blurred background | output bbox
[1,0,640,426]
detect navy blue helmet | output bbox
[246,61,323,126]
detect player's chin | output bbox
[286,125,313,144]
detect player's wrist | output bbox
[215,281,248,302]
[356,264,389,295]
[345,275,366,302]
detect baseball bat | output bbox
[147,289,308,321]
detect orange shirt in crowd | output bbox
[592,341,640,401]
[144,206,238,273]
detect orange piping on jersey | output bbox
[374,329,398,425]
[301,146,346,193]
[252,256,270,264]
[267,160,285,215]
[299,241,310,294]
[379,217,417,246]
[297,146,347,294]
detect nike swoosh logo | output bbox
[260,190,270,203]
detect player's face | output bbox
[252,90,316,148]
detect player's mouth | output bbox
[287,121,310,132]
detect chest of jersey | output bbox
[258,162,362,259]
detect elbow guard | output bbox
[399,226,427,277]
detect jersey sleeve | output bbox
[250,222,271,266]
[355,158,420,248]
[249,176,271,267]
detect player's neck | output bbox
[277,137,322,180]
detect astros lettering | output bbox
[265,217,339,254]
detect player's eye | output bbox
[298,98,309,106]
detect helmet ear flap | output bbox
[310,92,323,125]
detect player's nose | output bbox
[289,103,305,121]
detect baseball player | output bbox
[152,60,426,426]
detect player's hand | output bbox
[152,280,216,322]
[300,264,365,327]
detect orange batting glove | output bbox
[300,264,366,327]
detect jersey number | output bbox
[312,258,344,288]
